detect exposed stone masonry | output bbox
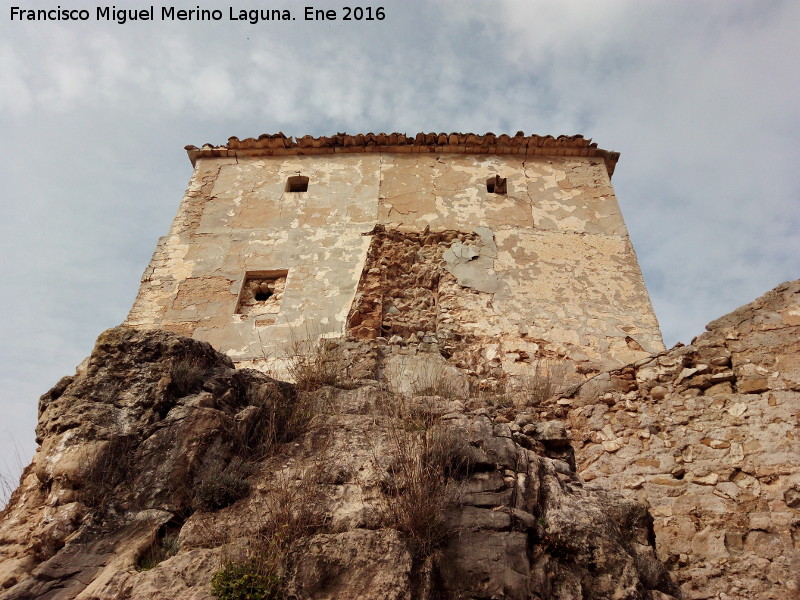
[548,280,800,599]
[346,226,464,342]
[346,226,581,386]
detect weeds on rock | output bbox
[286,335,352,391]
[519,359,569,406]
[468,378,519,411]
[386,395,440,432]
[81,434,139,508]
[211,471,327,600]
[385,356,467,400]
[192,457,254,512]
[256,470,329,546]
[170,357,206,397]
[383,423,473,557]
[411,370,463,399]
[483,391,516,410]
[376,377,455,432]
[193,370,330,514]
[239,380,328,460]
[375,362,475,554]
[136,532,180,571]
[211,556,284,600]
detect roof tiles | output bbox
[185,131,620,176]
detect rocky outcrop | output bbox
[0,327,678,599]
[0,327,291,599]
[434,409,677,599]
[552,280,800,599]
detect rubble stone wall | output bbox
[554,281,800,599]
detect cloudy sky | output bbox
[1,0,798,499]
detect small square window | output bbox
[286,175,309,192]
[486,175,507,194]
[236,270,288,316]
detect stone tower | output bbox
[126,132,663,381]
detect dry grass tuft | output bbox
[239,383,323,459]
[378,394,441,432]
[518,359,570,406]
[0,445,25,510]
[81,435,139,508]
[194,383,328,512]
[192,457,254,512]
[411,372,463,399]
[170,357,206,397]
[286,336,352,391]
[383,424,473,556]
[396,358,467,400]
[0,473,15,511]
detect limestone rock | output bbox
[5,279,798,600]
[287,529,413,600]
[1,326,678,600]
[0,327,285,599]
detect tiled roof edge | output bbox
[185,131,620,177]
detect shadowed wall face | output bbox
[126,147,663,376]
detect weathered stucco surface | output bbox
[127,154,379,365]
[127,135,662,378]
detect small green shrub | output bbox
[211,559,284,600]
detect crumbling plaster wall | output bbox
[126,152,663,375]
[127,154,379,365]
[374,154,663,375]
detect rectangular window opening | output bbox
[236,270,289,316]
[286,175,309,193]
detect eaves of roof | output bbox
[185,131,620,177]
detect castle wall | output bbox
[557,280,800,598]
[126,146,664,376]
